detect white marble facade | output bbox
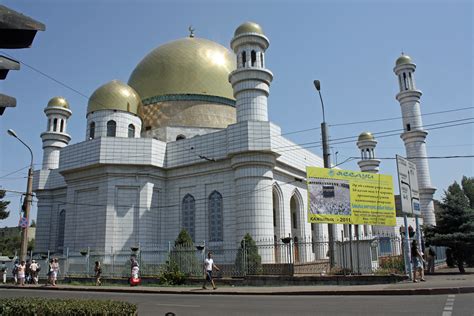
[33,22,329,258]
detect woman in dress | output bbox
[411,239,426,282]
[17,261,26,286]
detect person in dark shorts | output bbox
[202,252,219,290]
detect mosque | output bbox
[33,22,435,259]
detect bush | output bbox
[0,297,137,316]
[235,233,263,275]
[158,259,186,285]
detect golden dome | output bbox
[234,22,264,37]
[47,96,69,109]
[87,80,141,115]
[396,54,412,66]
[128,37,236,104]
[358,132,374,141]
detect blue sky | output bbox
[1,0,472,228]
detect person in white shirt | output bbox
[202,252,219,290]
[29,260,39,284]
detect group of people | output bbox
[10,259,40,286]
[411,239,437,282]
[8,257,60,286]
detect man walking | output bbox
[202,252,219,290]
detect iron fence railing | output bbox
[1,234,447,280]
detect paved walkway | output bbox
[1,268,472,296]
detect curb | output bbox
[1,285,473,296]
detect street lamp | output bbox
[313,80,336,269]
[7,129,34,262]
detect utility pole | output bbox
[8,129,34,262]
[314,80,336,268]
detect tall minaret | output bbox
[40,97,72,170]
[228,22,276,248]
[229,21,273,122]
[357,132,381,174]
[394,54,436,226]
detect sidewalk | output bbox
[1,268,473,296]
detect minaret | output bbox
[228,22,277,249]
[394,53,436,226]
[357,132,381,173]
[357,132,381,236]
[40,97,72,170]
[229,21,273,122]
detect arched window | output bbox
[182,194,195,241]
[89,122,95,139]
[290,194,299,230]
[60,119,64,133]
[251,50,256,67]
[261,52,264,67]
[57,209,66,250]
[176,134,186,141]
[242,51,247,67]
[403,73,408,90]
[53,118,58,132]
[107,120,116,137]
[208,191,223,242]
[128,124,135,138]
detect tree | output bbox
[424,177,474,273]
[30,219,36,227]
[170,229,200,276]
[0,190,10,220]
[235,233,262,275]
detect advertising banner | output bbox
[307,167,396,226]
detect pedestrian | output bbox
[29,260,39,284]
[47,258,54,286]
[411,240,426,282]
[25,260,31,284]
[17,261,26,286]
[202,252,220,290]
[94,261,102,286]
[426,245,436,274]
[1,261,7,284]
[129,256,140,286]
[12,260,19,284]
[51,258,60,286]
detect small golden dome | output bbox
[87,80,141,115]
[358,132,374,142]
[234,21,264,37]
[128,37,235,103]
[396,54,412,66]
[47,96,69,109]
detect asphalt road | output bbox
[1,289,473,316]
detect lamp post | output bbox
[313,80,336,268]
[7,129,34,262]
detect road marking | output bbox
[442,294,455,316]
[154,303,201,308]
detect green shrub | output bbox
[235,233,263,275]
[170,229,201,276]
[0,297,137,316]
[158,259,186,285]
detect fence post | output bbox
[111,246,114,278]
[243,238,247,276]
[65,247,69,277]
[341,230,346,276]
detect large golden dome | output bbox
[128,37,236,104]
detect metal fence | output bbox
[2,234,447,280]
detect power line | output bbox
[2,51,473,143]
